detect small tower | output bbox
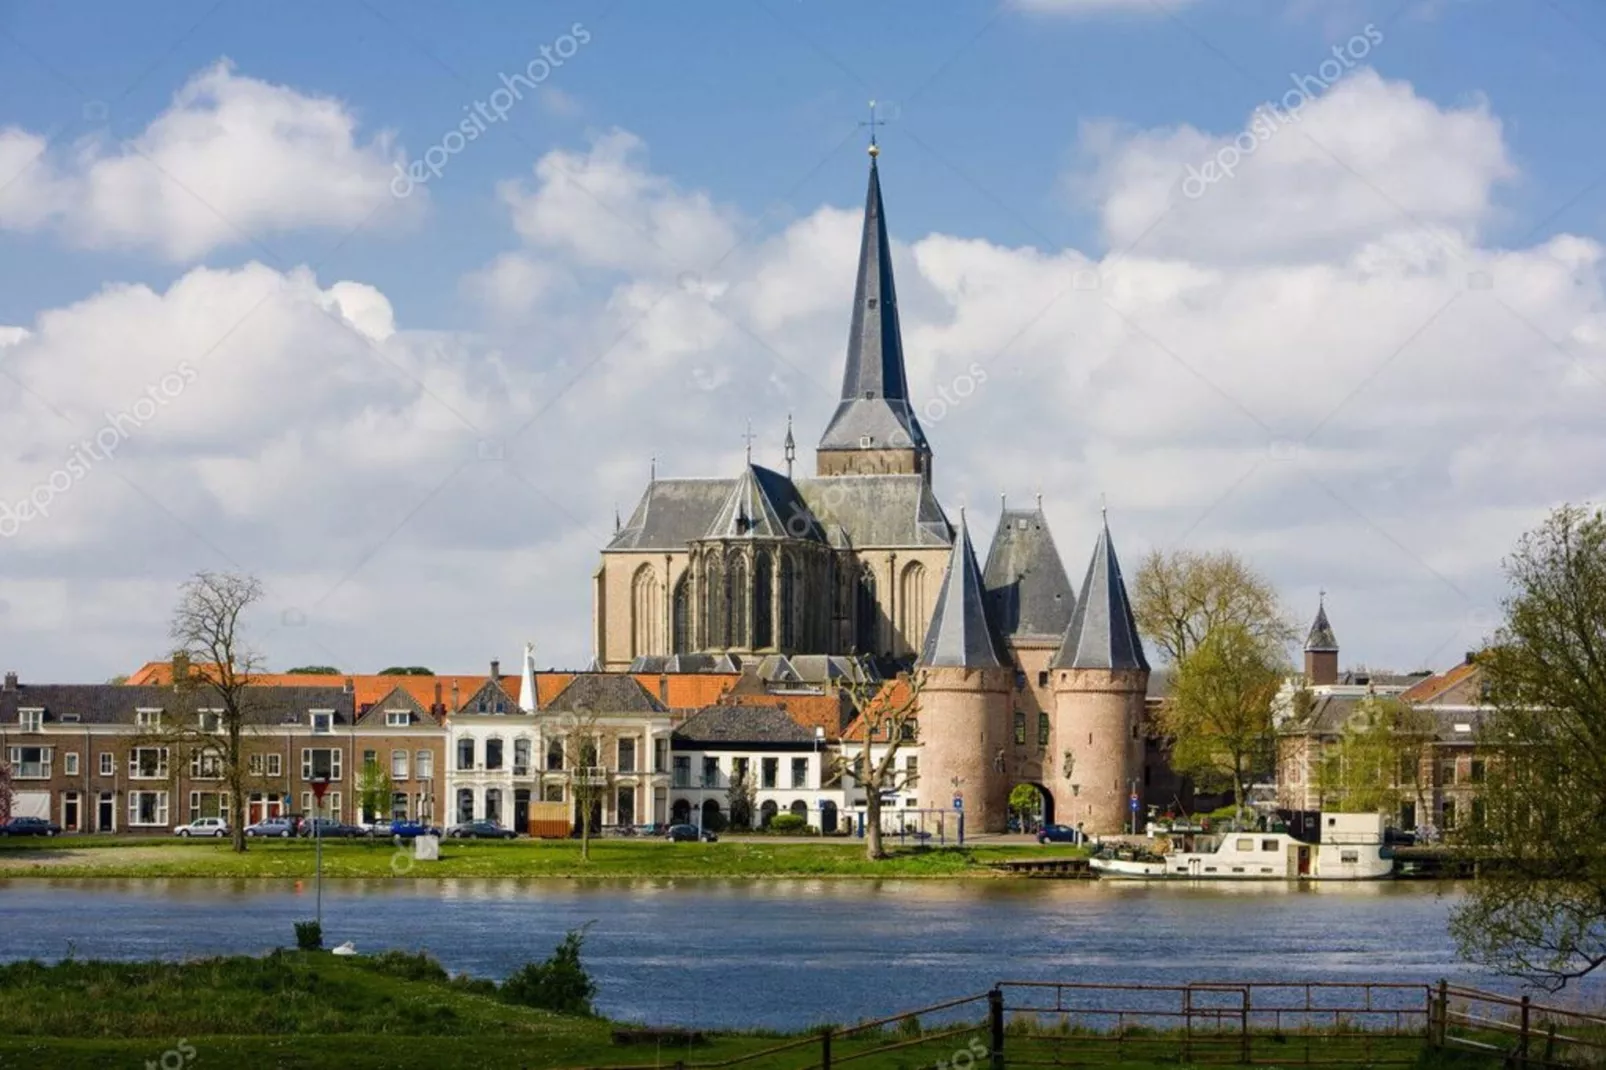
[914,513,1012,833]
[1050,513,1150,835]
[1304,596,1339,687]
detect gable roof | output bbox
[1050,517,1149,672]
[983,505,1076,641]
[545,673,667,714]
[354,685,436,727]
[1,683,355,726]
[452,677,522,716]
[674,704,817,746]
[607,478,733,551]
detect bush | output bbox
[500,928,597,1016]
[363,950,447,983]
[293,921,322,951]
[769,813,807,833]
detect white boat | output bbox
[1090,812,1393,881]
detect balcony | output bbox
[571,766,608,785]
[512,765,530,777]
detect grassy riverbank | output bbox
[0,952,1500,1070]
[0,835,1062,879]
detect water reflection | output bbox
[0,878,1517,1030]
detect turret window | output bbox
[1013,711,1026,745]
[1038,713,1050,751]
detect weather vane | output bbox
[860,100,885,156]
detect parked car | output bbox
[1037,824,1084,845]
[173,817,230,838]
[360,819,392,838]
[299,817,362,838]
[0,816,61,837]
[388,820,442,840]
[245,817,296,838]
[665,824,717,843]
[446,820,517,840]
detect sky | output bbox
[3,0,1606,681]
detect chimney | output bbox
[451,679,460,709]
[1465,651,1477,665]
[172,652,190,683]
[343,677,354,694]
[490,659,501,680]
[434,680,443,715]
[3,671,16,692]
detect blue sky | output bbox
[3,0,1606,678]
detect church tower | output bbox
[1050,514,1150,834]
[914,513,1012,832]
[1303,598,1339,686]
[816,149,932,480]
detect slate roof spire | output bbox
[817,152,928,457]
[984,499,1077,642]
[920,510,1004,669]
[1305,595,1338,653]
[1050,513,1149,672]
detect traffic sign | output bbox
[1129,793,1140,811]
[952,796,964,811]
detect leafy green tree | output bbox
[379,666,433,676]
[357,759,394,824]
[501,928,598,1016]
[1133,549,1297,665]
[1315,696,1435,817]
[285,665,340,674]
[1160,622,1287,824]
[1009,783,1044,829]
[726,768,756,830]
[1450,505,1606,990]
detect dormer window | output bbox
[197,711,222,732]
[310,711,333,735]
[18,709,42,732]
[495,701,506,714]
[385,710,409,728]
[135,709,161,729]
[61,713,79,724]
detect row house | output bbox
[669,704,835,831]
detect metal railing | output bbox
[1438,981,1606,1068]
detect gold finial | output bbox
[861,100,885,157]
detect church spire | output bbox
[1050,513,1148,672]
[919,511,1004,669]
[816,144,930,477]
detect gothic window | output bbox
[753,550,774,649]
[704,551,723,649]
[630,563,661,658]
[779,555,798,649]
[855,564,878,654]
[898,561,927,655]
[672,574,690,654]
[727,552,748,648]
[1038,712,1050,752]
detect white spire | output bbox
[518,641,538,713]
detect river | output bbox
[0,878,1544,1029]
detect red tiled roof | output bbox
[1400,660,1480,704]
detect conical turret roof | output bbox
[984,503,1077,641]
[1050,516,1149,672]
[1305,601,1338,653]
[919,513,1004,669]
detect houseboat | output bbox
[1090,812,1393,881]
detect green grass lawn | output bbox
[0,835,1066,879]
[0,953,1502,1070]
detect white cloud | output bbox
[0,60,414,261]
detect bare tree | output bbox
[835,671,924,861]
[167,571,266,853]
[557,707,615,862]
[0,758,12,824]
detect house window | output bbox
[654,737,668,773]
[99,752,113,776]
[8,746,51,778]
[310,711,333,735]
[135,709,161,729]
[485,738,504,771]
[300,748,341,781]
[18,709,41,732]
[542,782,564,802]
[1440,760,1457,786]
[457,738,475,770]
[618,738,637,774]
[328,792,342,818]
[416,750,433,779]
[546,740,564,771]
[391,792,409,821]
[197,711,221,732]
[129,747,168,779]
[267,754,282,777]
[495,700,506,714]
[1038,712,1050,751]
[64,752,79,776]
[791,757,807,789]
[732,757,750,784]
[1442,799,1457,831]
[701,756,719,788]
[1470,759,1486,784]
[363,749,376,768]
[129,791,168,826]
[905,754,918,785]
[513,738,531,776]
[385,710,409,727]
[1014,711,1026,745]
[249,754,264,776]
[190,753,222,779]
[673,756,691,788]
[391,750,409,780]
[762,757,778,789]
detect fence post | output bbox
[820,1026,832,1070]
[1435,979,1449,1048]
[989,987,1006,1070]
[1518,995,1531,1067]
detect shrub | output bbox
[769,813,807,833]
[501,928,597,1016]
[363,950,447,983]
[293,921,322,951]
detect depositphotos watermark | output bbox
[0,362,197,538]
[391,23,592,199]
[146,1038,196,1070]
[1182,23,1383,199]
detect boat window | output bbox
[1235,838,1253,851]
[1341,850,1359,864]
[1262,840,1279,852]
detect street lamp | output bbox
[310,776,329,936]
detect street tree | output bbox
[726,767,756,830]
[1132,549,1296,665]
[357,758,394,825]
[835,670,924,861]
[1160,622,1287,824]
[1450,505,1606,989]
[167,571,267,853]
[557,707,616,861]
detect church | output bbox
[592,141,1153,834]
